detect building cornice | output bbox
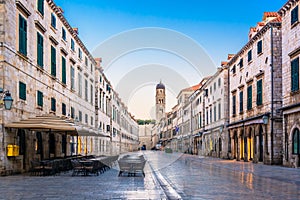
[278,0,299,17]
[227,22,281,66]
[46,0,96,65]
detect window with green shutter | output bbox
[71,39,75,51]
[37,32,43,68]
[51,13,56,28]
[218,103,221,120]
[37,0,44,15]
[257,40,262,55]
[247,85,252,110]
[291,57,299,92]
[71,66,75,90]
[85,79,88,101]
[239,58,243,68]
[62,27,66,41]
[62,56,66,84]
[62,103,66,115]
[19,81,26,100]
[239,91,243,113]
[232,95,236,115]
[248,50,252,62]
[37,90,43,107]
[71,107,75,119]
[19,15,27,56]
[51,98,56,112]
[291,5,299,25]
[257,79,263,105]
[51,46,56,77]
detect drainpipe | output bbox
[270,25,274,165]
[227,65,230,156]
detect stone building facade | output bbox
[227,13,283,165]
[199,67,229,158]
[0,0,138,175]
[279,0,300,167]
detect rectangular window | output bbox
[239,58,243,68]
[19,81,26,100]
[91,64,93,72]
[62,56,66,84]
[214,82,216,91]
[239,91,243,113]
[247,85,252,110]
[85,114,88,124]
[79,111,82,122]
[213,105,216,122]
[37,0,44,15]
[71,107,75,119]
[91,116,94,126]
[78,48,82,59]
[85,79,88,101]
[62,27,66,41]
[232,95,236,115]
[291,5,299,25]
[19,15,27,56]
[218,103,221,120]
[257,79,263,105]
[232,65,236,74]
[209,107,212,123]
[248,50,252,62]
[90,84,93,105]
[291,57,299,92]
[62,103,66,116]
[257,40,263,55]
[71,39,75,51]
[51,97,56,112]
[85,57,88,66]
[37,90,43,107]
[37,32,43,68]
[51,46,56,77]
[218,78,221,87]
[71,66,75,90]
[78,73,82,96]
[51,13,56,28]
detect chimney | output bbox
[94,57,102,68]
[73,27,79,35]
[227,54,235,61]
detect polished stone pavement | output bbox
[0,151,299,200]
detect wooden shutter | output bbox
[62,56,66,84]
[51,46,56,77]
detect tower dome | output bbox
[156,81,165,89]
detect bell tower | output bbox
[155,81,166,122]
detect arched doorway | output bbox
[218,137,222,158]
[247,128,253,161]
[259,125,263,162]
[234,131,238,159]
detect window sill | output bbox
[36,10,44,19]
[248,60,253,65]
[17,52,28,60]
[62,83,67,88]
[36,106,43,110]
[290,90,300,95]
[50,26,57,33]
[257,52,263,57]
[247,108,253,112]
[291,21,299,29]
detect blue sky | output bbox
[53,0,287,119]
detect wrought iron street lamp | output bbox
[0,88,14,110]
